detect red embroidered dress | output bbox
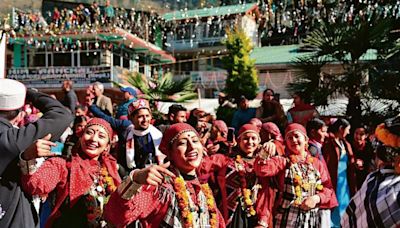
[254,155,337,227]
[21,153,121,228]
[103,175,225,228]
[198,153,270,227]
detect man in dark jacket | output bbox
[0,79,72,227]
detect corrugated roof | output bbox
[251,45,378,65]
[163,3,257,22]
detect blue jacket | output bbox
[116,98,135,119]
[231,108,256,133]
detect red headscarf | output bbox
[262,122,283,142]
[238,124,260,140]
[159,123,199,157]
[285,123,307,139]
[213,120,228,136]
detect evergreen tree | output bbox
[222,27,258,103]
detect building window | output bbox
[80,51,100,66]
[53,53,72,66]
[176,24,192,40]
[32,53,46,67]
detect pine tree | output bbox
[222,27,258,103]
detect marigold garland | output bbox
[375,123,400,148]
[173,176,192,227]
[201,184,218,228]
[235,155,257,217]
[289,155,323,206]
[173,176,218,228]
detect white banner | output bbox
[7,66,112,88]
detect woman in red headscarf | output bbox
[103,123,225,228]
[260,122,285,156]
[198,124,273,228]
[20,118,121,227]
[254,123,337,227]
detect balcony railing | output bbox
[166,36,223,51]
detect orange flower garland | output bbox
[201,183,218,228]
[100,166,117,193]
[173,176,193,227]
[173,176,218,228]
[235,155,257,217]
[375,123,400,148]
[289,155,323,206]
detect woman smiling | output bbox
[254,123,337,227]
[21,118,121,227]
[198,124,273,228]
[104,123,225,228]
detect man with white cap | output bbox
[0,79,72,227]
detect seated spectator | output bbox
[255,89,286,130]
[232,95,256,133]
[287,91,319,127]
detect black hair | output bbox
[187,109,199,129]
[306,118,326,136]
[73,115,89,127]
[0,109,21,121]
[75,104,87,111]
[168,104,187,116]
[263,88,275,96]
[329,118,350,133]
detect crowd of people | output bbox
[1,77,399,228]
[5,0,400,49]
[8,0,162,45]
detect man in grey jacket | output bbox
[0,79,72,227]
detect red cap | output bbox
[262,122,283,142]
[285,123,307,139]
[128,99,150,115]
[159,123,198,156]
[85,118,113,141]
[238,124,260,139]
[213,120,228,135]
